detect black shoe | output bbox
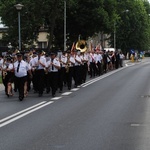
[52,94,55,97]
[19,96,24,101]
[68,87,71,90]
[46,90,50,94]
[38,94,43,97]
[59,90,62,93]
[6,93,9,97]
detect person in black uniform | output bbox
[46,52,60,97]
[14,53,31,101]
[32,50,47,97]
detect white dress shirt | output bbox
[14,60,29,77]
[75,55,81,66]
[32,56,47,69]
[60,55,67,67]
[96,54,103,63]
[47,58,60,72]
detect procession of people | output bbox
[0,47,125,101]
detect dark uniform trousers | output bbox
[97,61,102,76]
[66,67,73,90]
[82,63,88,83]
[58,67,66,91]
[49,72,58,95]
[35,69,45,94]
[89,62,96,77]
[15,76,27,98]
[74,65,81,86]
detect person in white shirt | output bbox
[32,50,47,97]
[58,51,67,93]
[89,50,97,78]
[74,50,82,87]
[2,57,14,97]
[14,53,31,101]
[96,50,103,76]
[66,50,75,90]
[81,51,88,83]
[119,51,125,67]
[47,52,60,97]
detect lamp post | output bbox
[14,4,24,51]
[114,22,116,51]
[64,0,66,52]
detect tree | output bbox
[114,0,150,52]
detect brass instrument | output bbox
[2,71,7,80]
[66,54,70,73]
[75,40,87,53]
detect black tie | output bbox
[51,59,54,70]
[17,61,20,72]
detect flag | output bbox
[96,43,102,51]
[71,42,75,52]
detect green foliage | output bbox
[0,0,150,52]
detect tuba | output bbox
[75,40,87,53]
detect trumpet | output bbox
[2,71,7,80]
[75,40,87,53]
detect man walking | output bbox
[14,53,31,101]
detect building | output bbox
[0,17,49,50]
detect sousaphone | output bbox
[75,40,87,52]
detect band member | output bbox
[47,52,60,97]
[14,53,31,101]
[24,55,32,97]
[81,51,88,83]
[2,57,14,97]
[58,51,67,93]
[32,50,47,97]
[96,50,103,76]
[45,53,51,94]
[89,50,97,77]
[30,52,37,92]
[74,50,82,87]
[66,50,75,90]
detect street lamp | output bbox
[64,0,66,51]
[14,4,24,51]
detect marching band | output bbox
[0,48,124,101]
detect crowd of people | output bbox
[0,48,125,101]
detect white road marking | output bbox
[51,97,62,100]
[130,124,141,127]
[0,101,54,128]
[61,92,72,96]
[0,101,46,123]
[82,67,128,87]
[71,88,79,91]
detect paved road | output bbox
[0,58,150,150]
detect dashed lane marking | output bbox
[71,88,79,91]
[51,97,62,100]
[61,92,72,96]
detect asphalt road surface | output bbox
[0,59,150,150]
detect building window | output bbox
[37,42,47,49]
